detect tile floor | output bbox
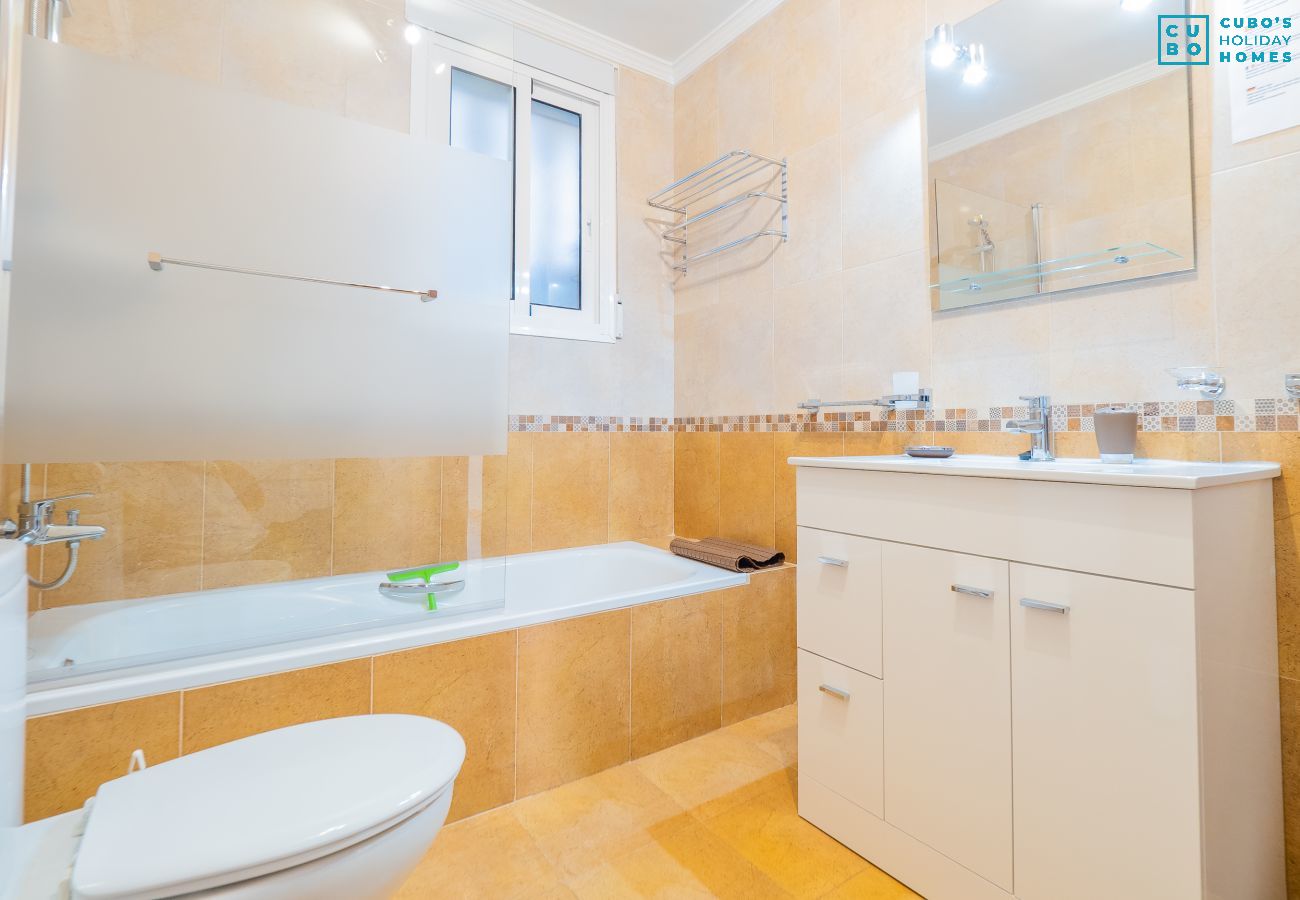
[396,704,918,899]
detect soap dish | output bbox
[905,446,955,459]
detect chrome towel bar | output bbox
[797,391,933,413]
[147,252,438,301]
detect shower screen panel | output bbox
[6,37,511,462]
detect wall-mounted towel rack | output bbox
[147,252,438,301]
[647,150,787,274]
[798,392,933,413]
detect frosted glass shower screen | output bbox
[6,39,512,462]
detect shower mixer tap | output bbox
[0,464,106,590]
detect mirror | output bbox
[926,0,1195,311]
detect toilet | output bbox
[0,544,466,900]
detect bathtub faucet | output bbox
[1,466,107,591]
[4,492,107,546]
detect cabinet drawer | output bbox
[796,528,882,676]
[797,649,883,816]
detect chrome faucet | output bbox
[1005,395,1055,461]
[1,464,107,590]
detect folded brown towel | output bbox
[669,536,785,572]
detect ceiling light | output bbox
[930,24,958,68]
[963,43,987,85]
[404,23,422,45]
[1120,0,1152,9]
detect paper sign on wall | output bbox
[1229,0,1300,142]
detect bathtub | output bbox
[25,542,748,715]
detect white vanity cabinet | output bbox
[791,454,1285,900]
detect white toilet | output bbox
[0,545,466,900]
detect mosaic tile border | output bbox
[509,400,1300,434]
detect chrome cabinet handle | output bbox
[818,684,850,700]
[951,584,993,599]
[1020,597,1069,614]
[817,556,848,567]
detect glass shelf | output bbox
[932,242,1183,295]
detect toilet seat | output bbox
[69,714,465,900]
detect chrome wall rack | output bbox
[147,252,438,301]
[647,150,788,274]
[798,392,933,413]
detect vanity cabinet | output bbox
[791,456,1285,900]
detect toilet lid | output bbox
[70,714,465,900]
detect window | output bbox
[431,42,618,343]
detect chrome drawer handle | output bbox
[817,556,848,567]
[818,684,850,701]
[1020,597,1069,614]
[951,584,993,599]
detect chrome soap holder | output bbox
[1169,366,1225,399]
[798,391,933,414]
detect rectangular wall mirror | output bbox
[926,0,1195,311]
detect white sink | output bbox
[785,453,1280,489]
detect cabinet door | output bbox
[796,527,882,676]
[882,543,1013,891]
[1010,563,1201,900]
[797,649,884,816]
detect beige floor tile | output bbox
[633,725,789,821]
[511,764,685,879]
[567,816,793,899]
[722,703,798,771]
[820,865,921,899]
[701,773,870,899]
[397,805,570,900]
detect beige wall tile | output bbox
[774,137,842,289]
[202,459,333,589]
[771,0,841,158]
[841,96,926,269]
[181,659,370,753]
[517,610,631,796]
[440,457,470,562]
[530,433,609,552]
[721,567,796,725]
[718,432,776,548]
[1280,676,1300,899]
[674,59,719,177]
[840,0,925,128]
[609,432,674,545]
[774,432,844,560]
[773,272,844,411]
[1272,516,1300,684]
[674,432,721,539]
[842,431,918,457]
[41,462,203,607]
[1224,433,1300,520]
[631,594,722,757]
[220,0,348,116]
[505,433,535,555]
[62,0,224,84]
[931,298,1051,409]
[25,694,180,822]
[842,251,933,400]
[481,454,509,559]
[373,631,517,822]
[332,457,441,576]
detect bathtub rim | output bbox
[25,542,752,717]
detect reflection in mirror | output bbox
[926,0,1195,311]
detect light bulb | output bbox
[930,24,957,68]
[963,43,987,85]
[1120,0,1152,9]
[404,23,422,45]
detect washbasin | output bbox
[785,453,1280,489]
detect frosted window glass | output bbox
[528,100,581,311]
[449,68,513,161]
[7,39,513,463]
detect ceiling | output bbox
[927,0,1186,147]
[515,0,759,64]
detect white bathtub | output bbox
[25,542,748,715]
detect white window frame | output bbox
[418,36,618,344]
